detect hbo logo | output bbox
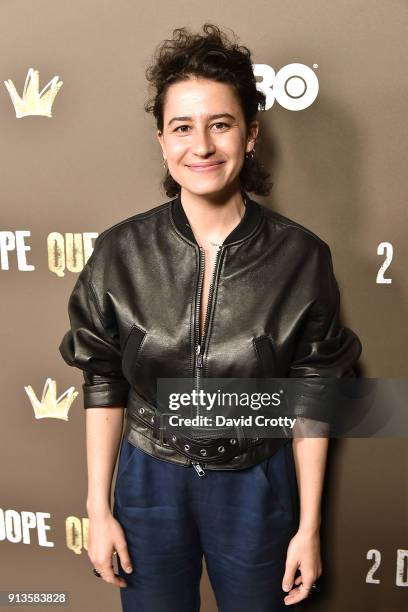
[254,63,319,111]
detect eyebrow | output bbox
[167,113,236,126]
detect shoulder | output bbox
[85,199,174,270]
[83,198,173,279]
[94,198,173,248]
[258,205,339,301]
[260,203,333,260]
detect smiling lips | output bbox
[186,161,225,172]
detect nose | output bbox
[190,126,216,157]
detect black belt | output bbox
[125,390,263,465]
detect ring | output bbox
[92,568,102,578]
[302,582,318,594]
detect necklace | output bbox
[209,239,222,247]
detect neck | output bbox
[179,187,246,247]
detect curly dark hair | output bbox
[144,23,273,197]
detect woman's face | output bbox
[157,76,259,198]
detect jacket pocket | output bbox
[252,334,277,377]
[122,324,147,383]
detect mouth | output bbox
[186,161,225,172]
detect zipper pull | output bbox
[196,344,203,368]
[192,461,206,477]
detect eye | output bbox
[174,125,191,133]
[211,122,230,130]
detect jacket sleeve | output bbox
[58,238,130,408]
[286,242,362,422]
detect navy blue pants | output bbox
[113,439,300,612]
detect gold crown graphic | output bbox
[25,378,78,421]
[4,67,63,118]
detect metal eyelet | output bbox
[218,446,225,453]
[184,444,190,451]
[171,435,177,443]
[200,449,207,457]
[229,438,237,445]
[138,407,145,414]
[150,416,155,423]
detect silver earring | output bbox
[163,158,168,168]
[245,148,255,161]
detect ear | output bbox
[156,130,166,158]
[245,120,260,154]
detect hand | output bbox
[282,528,322,606]
[88,510,134,588]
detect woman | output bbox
[59,24,362,611]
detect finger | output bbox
[116,544,134,574]
[301,580,315,593]
[284,583,313,604]
[282,562,298,592]
[284,573,302,599]
[99,565,128,588]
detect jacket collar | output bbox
[170,190,263,246]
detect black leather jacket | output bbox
[59,191,362,472]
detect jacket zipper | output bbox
[193,244,223,476]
